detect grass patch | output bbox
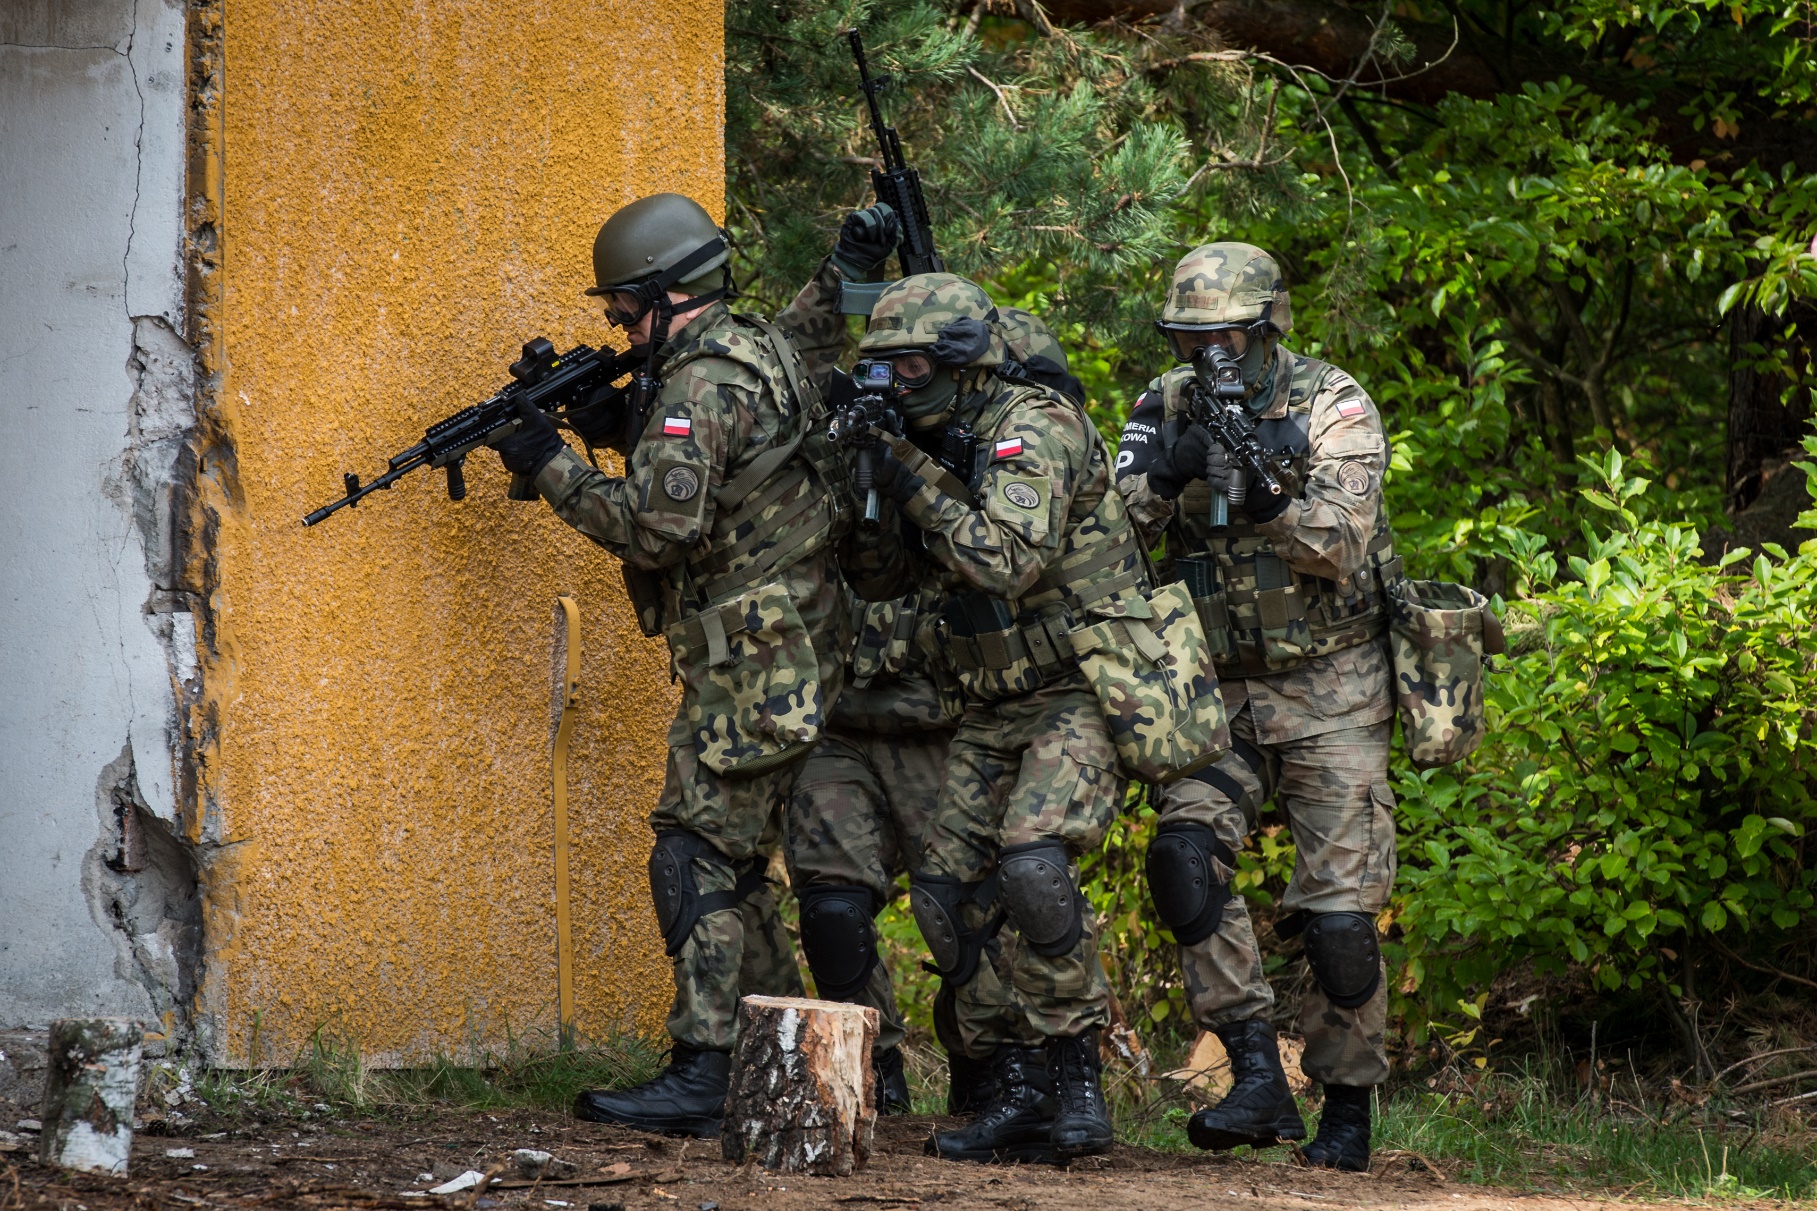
[194,1026,665,1116]
[1376,1072,1817,1201]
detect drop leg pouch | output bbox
[1387,578,1503,768]
[664,581,824,778]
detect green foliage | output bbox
[726,1,1262,342]
[1393,449,1817,1030]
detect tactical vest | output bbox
[1160,353,1401,678]
[624,310,853,640]
[934,379,1151,703]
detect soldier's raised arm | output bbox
[1249,367,1386,583]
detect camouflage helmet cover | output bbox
[1160,242,1292,335]
[859,272,1006,367]
[586,193,728,296]
[997,306,1068,370]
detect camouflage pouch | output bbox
[1388,579,1505,769]
[622,566,667,638]
[664,581,824,778]
[1069,581,1230,783]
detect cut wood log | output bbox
[722,996,877,1176]
[39,1018,144,1176]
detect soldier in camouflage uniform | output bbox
[1115,243,1400,1172]
[491,193,855,1139]
[839,273,1148,1164]
[784,206,1090,1120]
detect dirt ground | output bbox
[2,1101,1777,1211]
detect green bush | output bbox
[1393,447,1817,1036]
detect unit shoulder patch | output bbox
[663,465,701,502]
[997,475,1045,511]
[1337,461,1371,496]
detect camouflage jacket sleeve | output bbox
[1110,378,1176,549]
[772,256,852,397]
[531,359,756,570]
[896,388,1088,599]
[1254,368,1386,581]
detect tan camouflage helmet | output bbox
[859,272,1006,367]
[1159,242,1292,336]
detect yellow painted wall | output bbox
[201,0,724,1063]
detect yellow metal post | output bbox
[553,595,582,1048]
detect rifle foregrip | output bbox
[507,472,538,502]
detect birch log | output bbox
[721,996,877,1176]
[39,1018,144,1176]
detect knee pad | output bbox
[997,840,1083,958]
[797,883,879,1001]
[910,872,989,985]
[1301,911,1382,1009]
[647,830,763,957]
[1144,821,1234,946]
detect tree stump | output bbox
[39,1018,144,1176]
[722,996,878,1176]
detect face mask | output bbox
[900,371,961,429]
[1240,338,1278,414]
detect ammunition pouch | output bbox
[1176,534,1401,679]
[1388,578,1502,768]
[939,592,1081,702]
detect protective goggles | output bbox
[853,352,937,393]
[1157,322,1260,363]
[602,286,659,330]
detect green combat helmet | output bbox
[585,192,729,303]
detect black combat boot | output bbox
[926,1045,1055,1162]
[1047,1028,1113,1159]
[1186,1017,1307,1151]
[875,1045,912,1115]
[946,1049,999,1116]
[572,1045,730,1138]
[1302,1083,1371,1171]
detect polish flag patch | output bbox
[994,438,1024,460]
[661,416,693,436]
[1335,399,1367,418]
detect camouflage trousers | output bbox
[1157,703,1396,1087]
[785,724,952,1051]
[649,708,836,1050]
[920,681,1125,1054]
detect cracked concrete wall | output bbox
[0,0,198,1029]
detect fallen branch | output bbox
[1728,1069,1817,1097]
[1711,1045,1817,1087]
[1763,1087,1817,1110]
[1708,934,1817,993]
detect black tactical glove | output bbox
[871,442,925,505]
[1245,482,1291,524]
[1145,423,1214,501]
[493,395,566,478]
[832,203,900,280]
[563,383,629,448]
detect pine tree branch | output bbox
[967,65,1022,129]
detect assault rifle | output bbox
[301,339,644,527]
[842,28,943,314]
[825,359,901,531]
[1185,345,1292,527]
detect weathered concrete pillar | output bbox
[722,996,877,1176]
[39,1019,144,1176]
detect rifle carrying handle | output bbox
[507,472,538,502]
